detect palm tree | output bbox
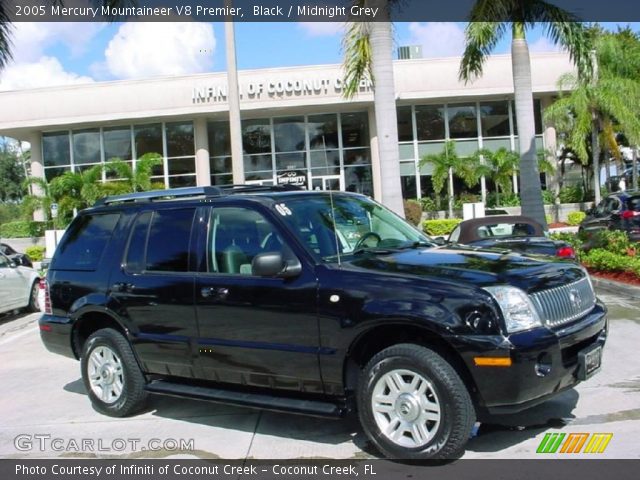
[104,153,164,193]
[420,140,486,217]
[459,1,593,229]
[46,164,105,224]
[23,177,57,227]
[342,2,404,217]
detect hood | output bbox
[345,245,585,293]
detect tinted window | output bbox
[146,209,195,272]
[125,212,151,273]
[476,222,535,238]
[53,214,120,271]
[627,195,640,212]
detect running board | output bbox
[145,380,347,418]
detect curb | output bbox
[591,275,640,298]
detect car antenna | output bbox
[323,135,341,266]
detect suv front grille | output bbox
[530,276,596,328]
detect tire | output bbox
[27,281,40,313]
[357,344,475,460]
[80,328,148,417]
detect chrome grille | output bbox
[530,276,596,328]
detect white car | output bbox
[0,252,40,315]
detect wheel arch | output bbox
[343,322,481,407]
[71,309,131,360]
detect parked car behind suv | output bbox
[580,190,640,241]
[0,252,40,315]
[40,186,607,459]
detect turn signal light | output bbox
[556,246,576,258]
[43,279,52,315]
[474,357,512,367]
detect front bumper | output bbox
[449,302,607,414]
[39,314,76,359]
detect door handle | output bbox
[200,287,229,299]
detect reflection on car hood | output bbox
[346,245,584,293]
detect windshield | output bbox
[277,194,433,261]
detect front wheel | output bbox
[358,344,475,460]
[80,328,148,417]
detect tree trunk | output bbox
[591,115,601,204]
[369,14,404,217]
[448,167,454,218]
[511,26,547,228]
[633,148,638,191]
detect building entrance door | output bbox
[311,175,343,191]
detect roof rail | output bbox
[218,184,303,194]
[94,186,223,206]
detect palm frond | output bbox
[342,20,372,99]
[0,2,13,70]
[542,20,594,82]
[459,22,505,83]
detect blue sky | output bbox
[0,22,638,91]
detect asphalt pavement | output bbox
[0,289,638,459]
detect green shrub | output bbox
[581,249,628,272]
[423,219,461,236]
[403,200,423,226]
[453,193,481,210]
[558,184,584,203]
[542,190,556,205]
[420,197,438,213]
[567,211,586,226]
[550,232,584,251]
[588,230,632,256]
[0,220,45,238]
[25,245,45,262]
[486,192,520,207]
[545,214,553,225]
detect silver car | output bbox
[0,252,40,315]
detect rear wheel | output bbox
[27,281,40,312]
[358,344,475,459]
[81,328,147,417]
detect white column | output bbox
[225,15,244,184]
[368,106,382,202]
[194,118,211,186]
[28,132,45,221]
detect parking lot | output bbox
[0,288,638,460]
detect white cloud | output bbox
[406,22,466,58]
[0,56,93,91]
[100,23,216,79]
[9,22,105,62]
[298,22,344,37]
[528,36,563,53]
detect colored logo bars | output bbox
[536,433,613,454]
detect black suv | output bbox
[40,186,607,459]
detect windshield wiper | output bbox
[352,246,398,256]
[397,240,434,250]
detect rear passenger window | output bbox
[125,212,152,273]
[52,213,120,271]
[145,209,195,272]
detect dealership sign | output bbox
[277,170,308,189]
[192,76,372,103]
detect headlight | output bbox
[483,285,542,333]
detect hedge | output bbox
[25,246,45,262]
[423,219,461,236]
[567,211,586,226]
[0,221,45,238]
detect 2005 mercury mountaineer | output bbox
[40,186,607,459]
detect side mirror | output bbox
[252,252,302,279]
[8,260,18,268]
[433,236,448,246]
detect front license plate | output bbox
[578,345,602,380]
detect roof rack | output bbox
[94,184,302,206]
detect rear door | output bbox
[193,204,323,393]
[109,207,200,378]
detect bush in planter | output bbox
[25,246,45,262]
[403,200,423,226]
[567,211,586,226]
[558,184,584,203]
[420,197,438,213]
[588,230,633,256]
[550,232,584,252]
[0,220,45,238]
[581,249,629,272]
[423,219,461,236]
[542,190,556,205]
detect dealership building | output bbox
[0,52,572,202]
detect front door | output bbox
[194,205,323,393]
[110,207,199,378]
[311,175,343,192]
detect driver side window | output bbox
[0,254,9,268]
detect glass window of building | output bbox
[43,132,71,167]
[344,165,373,196]
[448,104,478,139]
[72,129,101,165]
[308,114,339,149]
[415,105,445,141]
[341,112,369,148]
[134,124,163,157]
[274,116,305,152]
[244,154,272,173]
[310,149,340,169]
[242,119,271,154]
[343,148,370,166]
[103,126,132,162]
[208,121,230,157]
[166,122,194,158]
[396,106,413,142]
[480,101,510,137]
[275,152,305,171]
